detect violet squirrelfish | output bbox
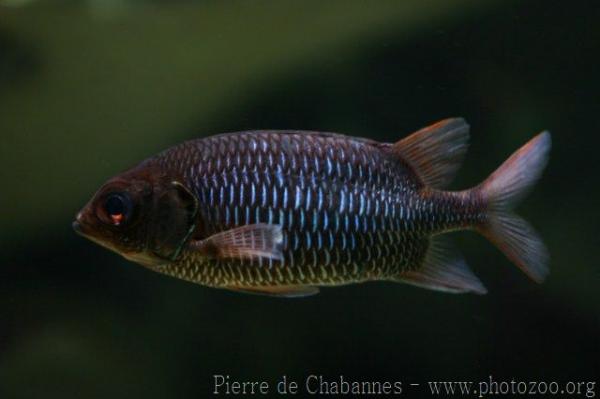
[73,118,551,297]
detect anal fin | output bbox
[227,285,319,298]
[399,236,487,294]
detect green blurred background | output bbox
[1,1,598,398]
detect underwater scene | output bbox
[1,1,598,398]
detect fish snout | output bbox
[72,220,82,234]
[72,211,89,236]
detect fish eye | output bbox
[102,192,132,226]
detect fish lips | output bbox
[72,212,90,237]
[72,220,84,235]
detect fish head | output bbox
[73,162,199,268]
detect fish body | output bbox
[158,130,478,287]
[74,118,551,297]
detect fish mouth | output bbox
[72,211,90,237]
[72,215,102,245]
[72,220,84,235]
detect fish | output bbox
[73,118,551,297]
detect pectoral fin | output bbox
[190,223,284,261]
[227,285,320,298]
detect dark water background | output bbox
[1,1,598,398]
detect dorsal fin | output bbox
[392,118,470,189]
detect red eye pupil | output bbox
[110,213,124,224]
[104,194,128,226]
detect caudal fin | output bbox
[477,131,551,283]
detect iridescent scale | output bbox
[155,131,479,287]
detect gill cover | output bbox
[149,181,198,262]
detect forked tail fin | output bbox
[476,131,551,283]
